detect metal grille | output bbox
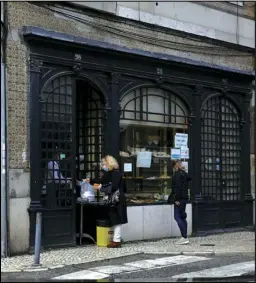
[201,96,241,201]
[40,75,74,208]
[76,81,104,180]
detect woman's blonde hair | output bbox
[101,155,119,170]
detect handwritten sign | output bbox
[124,163,132,172]
[181,147,189,159]
[171,148,181,160]
[136,152,152,168]
[175,133,188,148]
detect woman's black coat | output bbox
[91,169,128,226]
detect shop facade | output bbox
[23,26,254,249]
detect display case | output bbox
[120,124,188,205]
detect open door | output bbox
[39,75,76,247]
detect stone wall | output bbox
[5,1,255,254]
[6,1,255,168]
[73,1,255,47]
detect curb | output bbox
[144,251,182,255]
[144,251,215,256]
[214,251,255,255]
[2,250,254,273]
[144,250,255,256]
[182,251,215,256]
[23,266,48,272]
[1,251,143,273]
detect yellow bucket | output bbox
[96,220,113,247]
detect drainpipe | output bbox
[254,1,256,199]
[1,1,8,258]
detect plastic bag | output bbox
[80,182,95,202]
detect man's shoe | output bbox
[107,241,121,248]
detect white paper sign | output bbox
[124,163,132,172]
[180,147,189,159]
[171,148,181,160]
[136,152,152,168]
[175,133,188,148]
[182,161,188,173]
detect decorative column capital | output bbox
[193,85,203,96]
[30,59,42,73]
[73,63,82,74]
[110,72,121,85]
[156,76,164,86]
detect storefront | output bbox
[24,26,254,249]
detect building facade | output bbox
[1,1,255,255]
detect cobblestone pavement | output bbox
[1,232,254,273]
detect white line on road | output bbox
[53,270,109,280]
[52,255,210,280]
[172,261,255,278]
[123,255,210,269]
[89,264,140,274]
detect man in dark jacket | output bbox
[171,160,191,245]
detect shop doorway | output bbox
[75,80,104,187]
[39,75,104,248]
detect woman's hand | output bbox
[94,184,102,190]
[175,201,180,206]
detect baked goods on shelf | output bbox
[126,193,168,204]
[120,151,130,157]
[159,175,171,179]
[152,152,170,158]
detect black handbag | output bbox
[101,183,120,207]
[109,189,120,207]
[167,193,176,204]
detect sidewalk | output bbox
[1,231,254,273]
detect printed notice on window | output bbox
[136,152,152,168]
[124,163,132,172]
[174,133,188,148]
[180,147,189,159]
[171,148,181,160]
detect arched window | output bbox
[119,87,189,198]
[120,87,188,127]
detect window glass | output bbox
[120,87,189,204]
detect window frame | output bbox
[228,1,244,7]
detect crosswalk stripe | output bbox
[53,270,109,280]
[123,255,210,270]
[172,261,255,278]
[89,265,140,274]
[52,255,210,280]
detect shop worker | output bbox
[42,149,72,198]
[85,155,128,248]
[170,160,192,245]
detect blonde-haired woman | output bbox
[86,155,128,248]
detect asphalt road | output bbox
[1,253,255,282]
